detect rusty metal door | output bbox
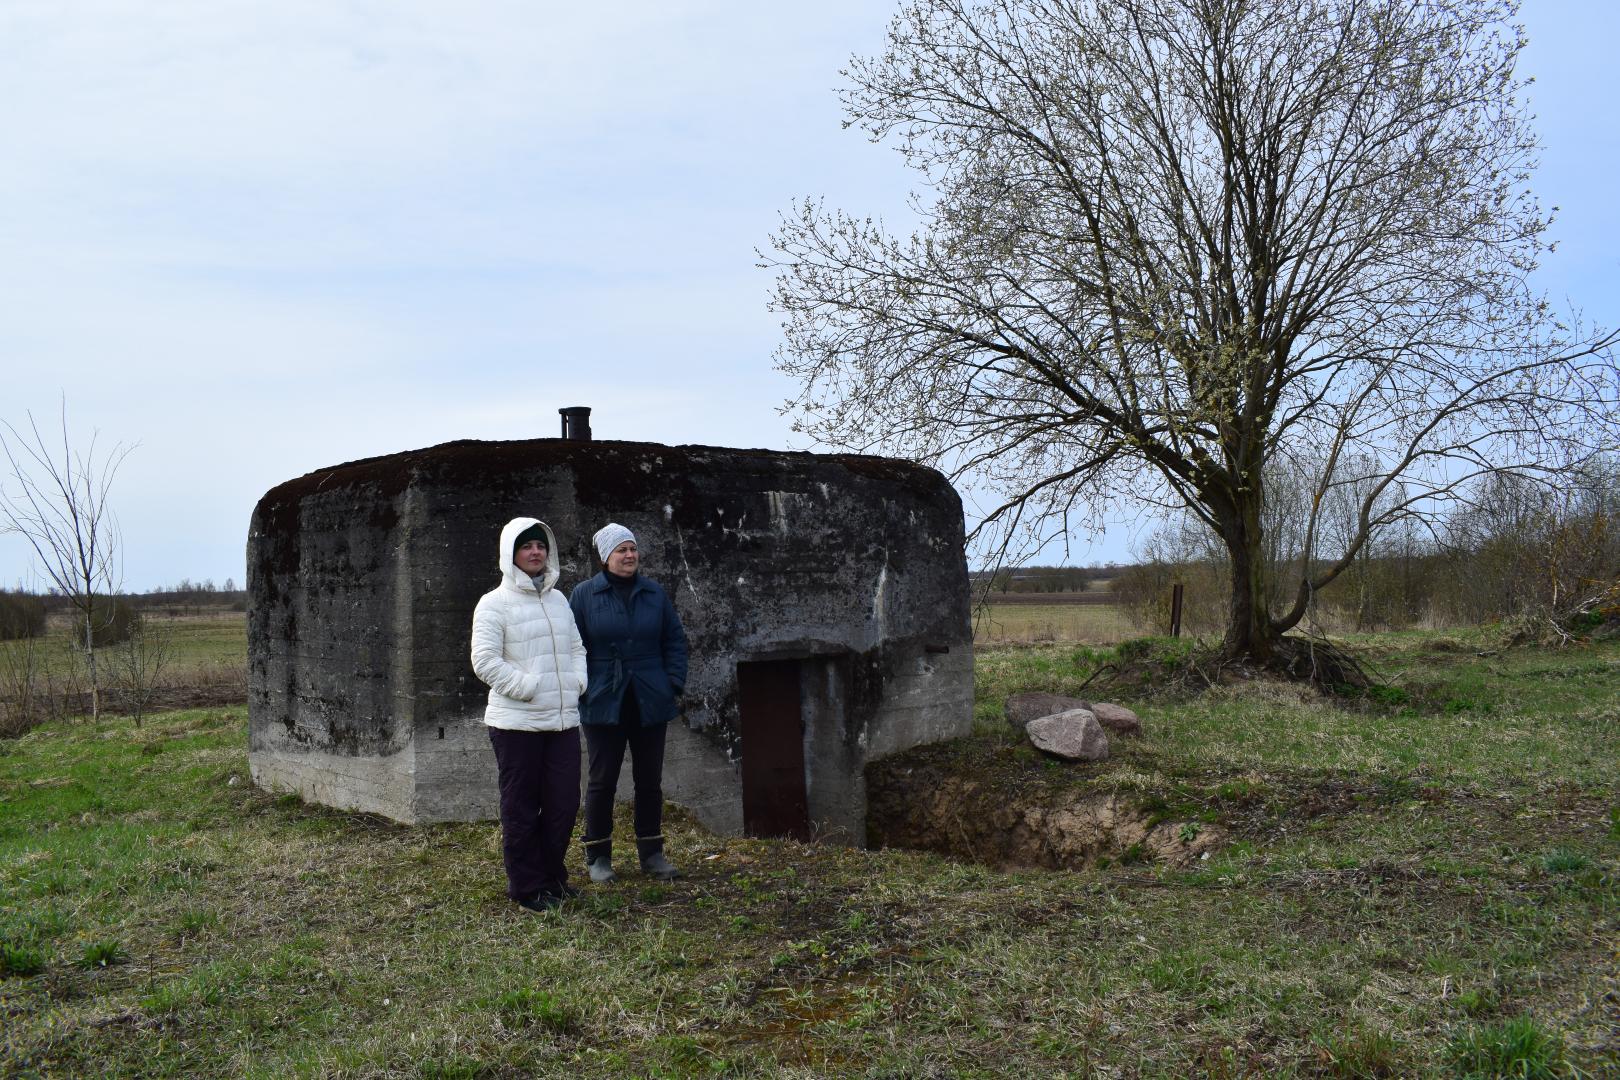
[737,659,810,840]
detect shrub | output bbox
[1317,1023,1402,1078]
[1447,1015,1568,1079]
[1114,559,1227,636]
[69,597,138,648]
[1,941,46,977]
[0,593,46,641]
[80,939,126,969]
[489,988,574,1033]
[1540,848,1592,875]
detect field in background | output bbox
[0,611,245,675]
[977,594,1136,644]
[0,613,246,727]
[15,599,1138,678]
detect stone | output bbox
[1089,702,1142,737]
[1005,692,1141,737]
[1005,691,1091,730]
[247,437,975,844]
[1026,708,1110,762]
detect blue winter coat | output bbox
[569,572,689,728]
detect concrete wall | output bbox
[248,438,974,836]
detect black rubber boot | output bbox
[637,836,680,881]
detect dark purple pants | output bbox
[487,725,581,900]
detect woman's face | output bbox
[606,540,638,577]
[514,539,548,575]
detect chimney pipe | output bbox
[559,406,592,441]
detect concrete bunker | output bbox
[247,437,974,843]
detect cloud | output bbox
[3,1,1614,587]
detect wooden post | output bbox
[1170,583,1184,638]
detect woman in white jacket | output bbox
[471,517,587,911]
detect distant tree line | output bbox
[0,589,47,641]
[970,566,1108,594]
[1115,460,1620,640]
[138,578,246,615]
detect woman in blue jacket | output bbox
[570,523,689,883]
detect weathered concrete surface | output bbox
[248,438,974,839]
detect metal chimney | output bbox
[559,406,592,441]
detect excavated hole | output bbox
[866,762,1225,872]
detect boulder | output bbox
[1089,702,1142,737]
[1027,708,1110,762]
[1005,692,1091,730]
[1006,692,1142,737]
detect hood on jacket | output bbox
[498,516,560,596]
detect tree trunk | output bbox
[1219,499,1283,664]
[82,605,100,722]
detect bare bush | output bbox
[70,596,138,649]
[108,617,176,727]
[1114,533,1227,638]
[1435,461,1620,632]
[0,635,42,738]
[0,592,46,641]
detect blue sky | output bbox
[1,1,1615,590]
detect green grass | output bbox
[153,611,248,666]
[975,601,1135,643]
[1448,1014,1572,1079]
[1,634,1617,1076]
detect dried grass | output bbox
[3,636,1618,1076]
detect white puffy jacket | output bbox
[470,517,588,731]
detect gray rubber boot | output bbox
[637,836,681,881]
[583,838,616,884]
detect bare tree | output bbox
[112,614,175,728]
[768,0,1618,667]
[0,403,133,719]
[1440,459,1620,633]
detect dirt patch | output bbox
[867,752,1223,871]
[865,735,1589,881]
[0,676,246,736]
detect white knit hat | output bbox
[593,522,636,563]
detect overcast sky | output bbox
[2,1,1615,591]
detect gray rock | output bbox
[1005,691,1091,730]
[1027,708,1110,761]
[1006,692,1141,737]
[1089,702,1142,737]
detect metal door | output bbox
[737,659,810,840]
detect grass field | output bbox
[975,601,1136,644]
[2,632,1617,1076]
[0,611,247,678]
